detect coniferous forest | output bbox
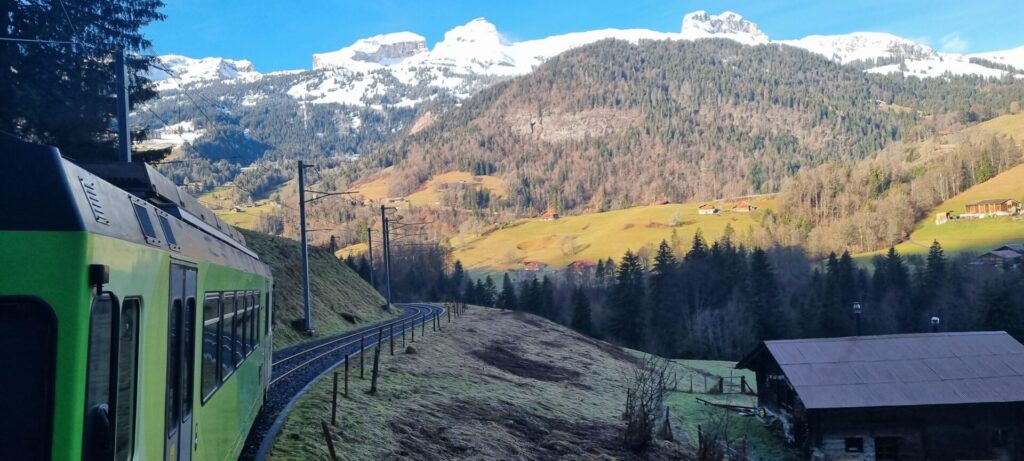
[346,234,1024,360]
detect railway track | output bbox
[240,303,445,461]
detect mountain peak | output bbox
[313,31,427,70]
[681,10,768,45]
[442,17,506,46]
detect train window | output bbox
[114,298,140,461]
[220,293,236,381]
[201,293,221,401]
[252,291,260,348]
[239,293,248,356]
[233,291,244,366]
[157,214,178,249]
[131,203,159,245]
[246,292,255,353]
[182,294,196,419]
[84,293,118,461]
[252,290,260,346]
[165,299,181,441]
[264,291,271,336]
[0,297,57,461]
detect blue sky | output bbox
[146,0,1024,71]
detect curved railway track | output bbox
[240,303,445,461]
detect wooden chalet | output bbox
[963,198,1021,217]
[738,332,1024,461]
[698,204,719,215]
[568,259,596,274]
[973,244,1024,267]
[732,201,757,213]
[521,260,548,271]
[652,199,671,206]
[539,209,560,221]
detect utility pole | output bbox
[299,160,313,333]
[296,171,358,333]
[380,205,394,311]
[367,227,375,288]
[115,48,131,163]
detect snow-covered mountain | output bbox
[149,55,261,91]
[146,10,1023,111]
[968,45,1024,71]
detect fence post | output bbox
[448,307,451,323]
[390,324,395,356]
[320,421,339,461]
[411,319,415,341]
[344,355,349,398]
[331,371,339,425]
[370,328,382,394]
[360,335,365,379]
[433,313,437,332]
[421,315,425,336]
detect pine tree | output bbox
[1,0,166,160]
[539,276,555,320]
[609,250,646,347]
[649,240,679,355]
[498,273,517,310]
[450,260,466,301]
[482,275,497,307]
[743,247,783,342]
[570,286,593,335]
[686,228,708,261]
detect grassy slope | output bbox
[240,229,395,350]
[354,169,506,207]
[270,308,790,460]
[858,163,1024,261]
[452,198,775,271]
[856,113,1024,260]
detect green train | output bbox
[0,136,273,461]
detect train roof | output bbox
[0,136,270,277]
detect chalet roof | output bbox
[698,203,717,209]
[737,331,1024,410]
[966,198,1016,206]
[987,249,1024,260]
[994,243,1024,253]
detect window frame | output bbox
[219,292,237,382]
[83,292,120,461]
[113,297,141,461]
[200,292,221,404]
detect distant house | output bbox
[963,198,1021,217]
[732,201,757,213]
[568,260,596,274]
[521,260,547,271]
[697,204,719,215]
[539,209,560,221]
[935,211,951,225]
[738,332,1024,461]
[973,244,1024,267]
[652,199,671,206]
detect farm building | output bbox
[539,209,560,220]
[732,201,757,213]
[521,260,548,271]
[737,332,1024,461]
[963,198,1021,217]
[652,199,671,205]
[568,259,596,274]
[698,204,719,215]
[973,244,1024,267]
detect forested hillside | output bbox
[367,39,1024,213]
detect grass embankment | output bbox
[239,229,395,350]
[269,308,790,460]
[451,198,775,271]
[860,162,1024,260]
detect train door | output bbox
[165,264,197,461]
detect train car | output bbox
[0,136,273,461]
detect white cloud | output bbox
[940,33,968,53]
